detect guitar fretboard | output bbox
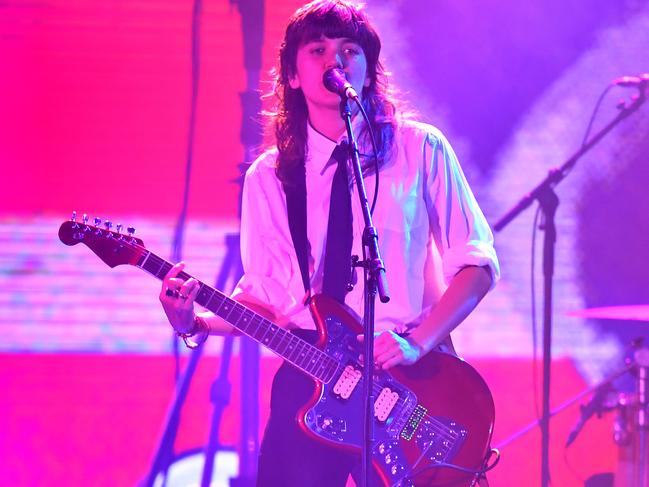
[137,250,339,383]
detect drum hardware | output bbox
[493,364,632,450]
[613,393,633,446]
[631,346,649,487]
[566,304,649,322]
[494,339,649,486]
[568,342,649,487]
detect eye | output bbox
[309,46,325,55]
[343,45,362,56]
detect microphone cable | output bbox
[351,97,380,215]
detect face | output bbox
[289,36,370,113]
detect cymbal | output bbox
[567,305,649,322]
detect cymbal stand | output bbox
[633,348,649,487]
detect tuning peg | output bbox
[116,223,123,233]
[104,221,112,230]
[71,211,77,222]
[83,213,89,224]
[94,217,102,227]
[127,226,136,236]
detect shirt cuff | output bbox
[442,240,500,289]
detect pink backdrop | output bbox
[2,0,648,486]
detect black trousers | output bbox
[256,330,360,487]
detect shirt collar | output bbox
[305,115,366,172]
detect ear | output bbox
[364,75,371,88]
[289,74,301,89]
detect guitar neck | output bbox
[136,250,338,383]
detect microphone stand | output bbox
[338,97,391,487]
[494,88,646,487]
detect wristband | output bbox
[177,315,209,350]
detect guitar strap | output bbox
[283,144,353,306]
[282,159,312,302]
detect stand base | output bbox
[151,448,239,487]
[616,430,649,486]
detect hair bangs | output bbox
[282,1,381,80]
[271,1,399,186]
[291,4,372,48]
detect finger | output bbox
[168,277,185,290]
[163,262,185,285]
[375,346,400,365]
[186,279,200,301]
[381,355,403,370]
[160,263,185,300]
[357,331,382,343]
[180,278,199,297]
[177,279,200,307]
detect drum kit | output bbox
[567,304,649,487]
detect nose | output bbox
[326,51,344,70]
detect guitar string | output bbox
[131,244,346,384]
[84,226,459,445]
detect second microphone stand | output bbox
[494,87,646,487]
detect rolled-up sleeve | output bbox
[231,153,302,317]
[423,130,500,286]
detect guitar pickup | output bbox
[333,365,362,399]
[374,387,399,422]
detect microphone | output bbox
[612,73,649,87]
[323,68,359,100]
[565,384,613,447]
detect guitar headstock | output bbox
[58,211,146,268]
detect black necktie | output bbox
[322,143,353,303]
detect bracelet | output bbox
[177,315,209,350]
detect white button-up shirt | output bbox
[233,119,499,334]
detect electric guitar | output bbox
[58,216,495,487]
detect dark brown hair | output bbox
[270,0,399,184]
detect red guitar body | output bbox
[297,295,494,487]
[58,219,495,487]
